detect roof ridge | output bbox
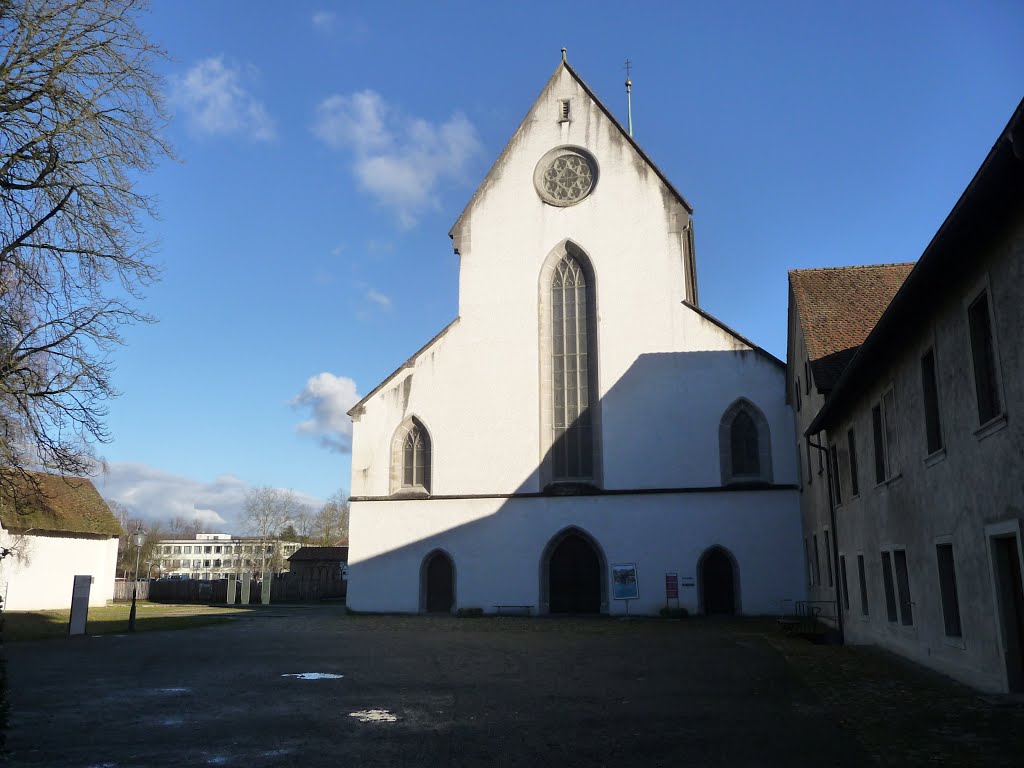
[450,57,694,238]
[789,262,915,276]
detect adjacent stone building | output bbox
[788,97,1024,692]
[787,264,913,619]
[345,56,806,617]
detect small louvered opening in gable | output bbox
[559,99,571,121]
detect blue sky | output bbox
[95,0,1023,531]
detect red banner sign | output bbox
[665,572,679,599]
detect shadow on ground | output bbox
[3,610,1021,767]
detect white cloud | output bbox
[311,10,337,31]
[292,373,360,453]
[171,57,276,142]
[95,463,324,534]
[312,90,482,228]
[366,289,391,309]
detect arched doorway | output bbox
[545,530,603,614]
[700,546,738,615]
[422,551,454,613]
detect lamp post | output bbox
[128,523,146,632]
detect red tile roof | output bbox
[789,264,914,392]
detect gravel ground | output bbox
[3,608,1020,766]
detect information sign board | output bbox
[68,575,93,636]
[611,563,639,600]
[665,572,679,599]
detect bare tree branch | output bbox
[0,0,171,505]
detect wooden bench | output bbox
[494,605,533,616]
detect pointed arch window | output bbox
[730,410,760,477]
[403,425,430,489]
[390,417,432,495]
[551,253,592,481]
[719,399,773,485]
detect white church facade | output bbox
[346,58,806,616]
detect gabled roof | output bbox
[682,300,784,368]
[288,546,348,562]
[809,95,1024,435]
[0,472,122,537]
[789,263,914,393]
[449,57,693,240]
[347,318,460,417]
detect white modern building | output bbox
[154,533,303,580]
[0,473,120,611]
[345,56,806,616]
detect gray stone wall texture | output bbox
[821,204,1024,692]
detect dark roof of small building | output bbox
[0,472,122,537]
[287,546,348,562]
[808,95,1024,434]
[789,263,914,393]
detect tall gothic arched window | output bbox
[730,410,760,477]
[719,398,773,486]
[403,425,430,489]
[551,253,592,481]
[391,416,432,494]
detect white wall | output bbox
[0,530,118,611]
[350,65,795,497]
[348,491,806,616]
[347,63,804,618]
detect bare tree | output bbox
[0,0,171,503]
[242,486,296,575]
[110,503,161,579]
[312,489,349,546]
[291,504,313,543]
[167,515,203,539]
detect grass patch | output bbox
[3,602,252,642]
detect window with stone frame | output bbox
[391,416,433,494]
[872,387,899,484]
[847,429,859,496]
[967,290,1003,426]
[550,253,593,481]
[830,444,842,506]
[719,399,773,486]
[920,347,944,454]
[935,543,963,638]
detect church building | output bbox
[345,56,806,616]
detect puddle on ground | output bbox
[281,672,344,680]
[349,709,397,723]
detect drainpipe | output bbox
[807,433,844,644]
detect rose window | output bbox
[542,154,594,203]
[533,147,598,206]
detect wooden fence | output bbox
[144,572,346,605]
[113,580,150,602]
